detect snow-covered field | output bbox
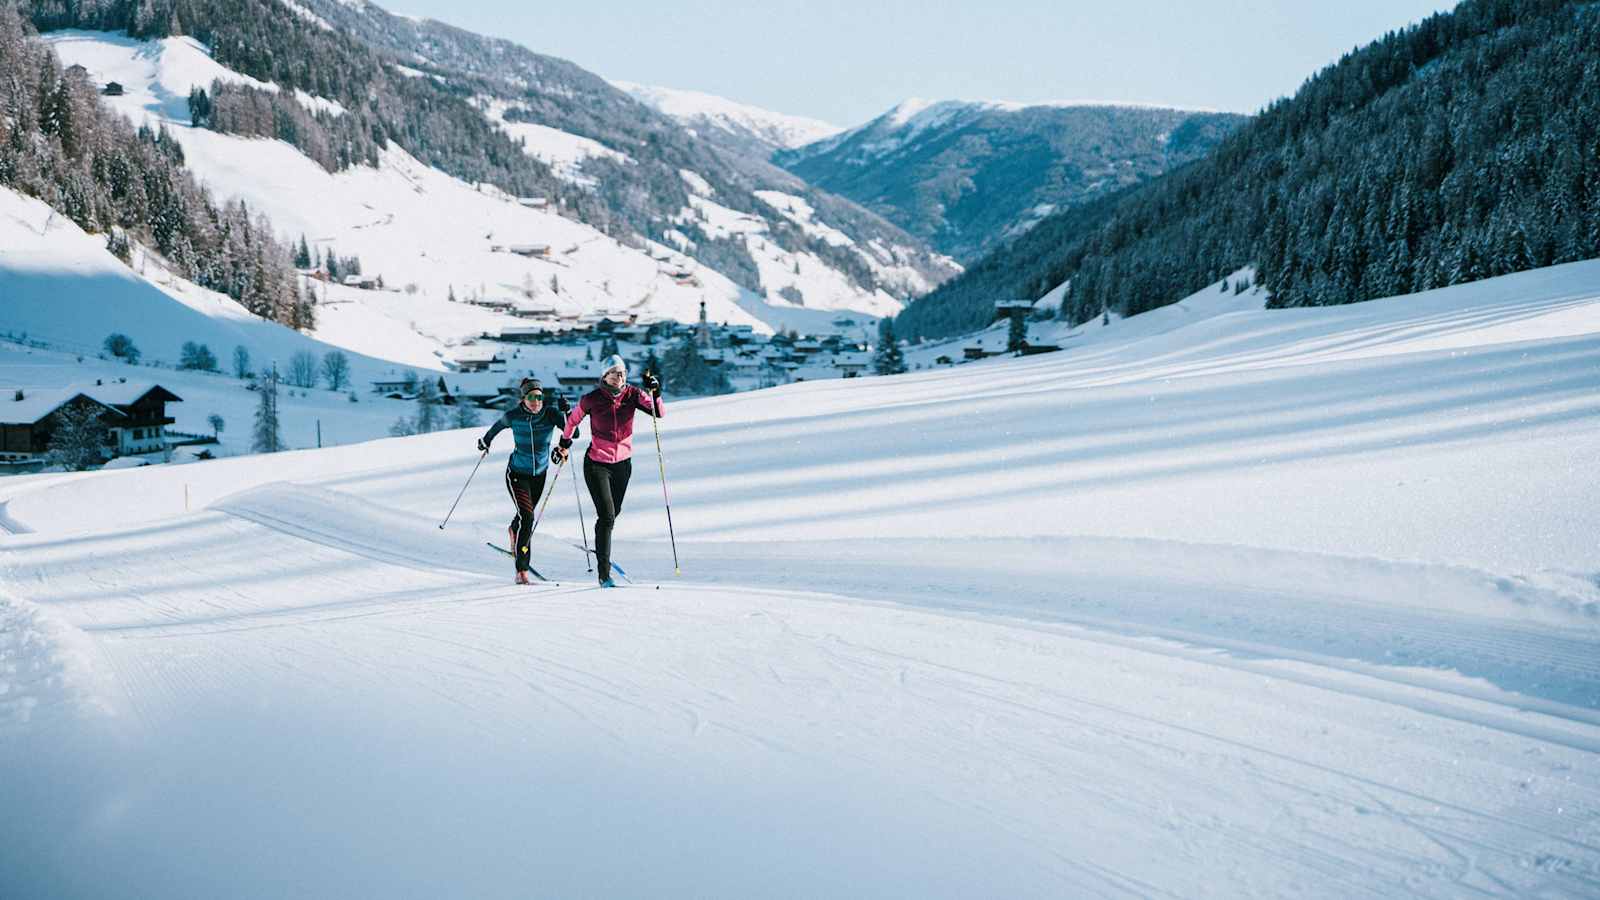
[3,262,1599,897]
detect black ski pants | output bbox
[505,467,547,573]
[583,456,632,581]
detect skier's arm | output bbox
[559,399,587,444]
[553,398,587,462]
[636,378,664,418]
[477,413,509,452]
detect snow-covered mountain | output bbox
[4,258,1599,896]
[34,29,936,372]
[776,98,1247,261]
[280,0,958,306]
[614,80,843,158]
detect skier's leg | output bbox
[506,468,536,572]
[611,458,632,517]
[504,467,522,566]
[513,470,544,572]
[584,457,616,582]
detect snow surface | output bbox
[3,259,1599,896]
[615,80,843,150]
[476,96,632,186]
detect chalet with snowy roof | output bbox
[1,382,181,471]
[517,197,548,209]
[91,382,182,455]
[1018,342,1062,356]
[557,373,602,393]
[447,346,506,373]
[612,325,653,343]
[993,300,1035,319]
[370,377,413,395]
[342,274,379,290]
[510,303,560,320]
[496,325,548,344]
[102,81,124,96]
[497,244,551,258]
[832,353,872,377]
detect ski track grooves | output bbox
[179,484,1600,756]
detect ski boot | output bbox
[515,570,534,585]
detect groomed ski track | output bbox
[7,486,1599,897]
[4,263,1600,897]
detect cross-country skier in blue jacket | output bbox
[478,377,570,584]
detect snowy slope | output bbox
[39,30,891,354]
[3,262,1599,896]
[616,80,843,154]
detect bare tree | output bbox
[233,345,252,379]
[288,350,318,389]
[320,350,351,391]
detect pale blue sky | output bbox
[391,0,1460,127]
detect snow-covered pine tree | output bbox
[414,379,441,433]
[45,401,111,471]
[252,367,284,453]
[874,320,907,375]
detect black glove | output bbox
[557,395,571,414]
[476,437,488,453]
[644,373,661,397]
[550,444,567,465]
[559,436,572,449]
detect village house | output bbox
[832,353,872,378]
[493,244,552,258]
[509,302,560,321]
[370,377,413,396]
[1,382,182,472]
[342,273,380,290]
[447,346,507,373]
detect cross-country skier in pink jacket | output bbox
[552,354,662,587]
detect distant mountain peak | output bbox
[614,81,842,155]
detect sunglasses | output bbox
[523,391,544,403]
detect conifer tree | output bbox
[253,366,284,453]
[45,401,110,471]
[874,320,907,375]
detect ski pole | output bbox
[573,453,592,573]
[530,455,564,536]
[650,409,680,576]
[439,449,487,530]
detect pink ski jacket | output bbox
[561,385,662,463]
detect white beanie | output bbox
[598,353,627,378]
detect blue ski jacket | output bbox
[482,403,565,474]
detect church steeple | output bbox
[696,300,712,349]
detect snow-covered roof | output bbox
[1,388,124,424]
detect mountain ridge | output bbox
[776,98,1246,262]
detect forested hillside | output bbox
[900,0,1600,339]
[16,0,954,305]
[0,4,306,327]
[777,101,1245,262]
